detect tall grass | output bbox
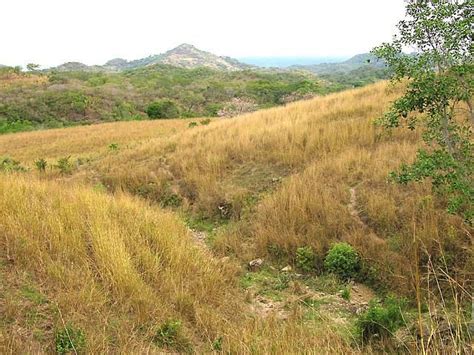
[1,81,471,352]
[0,174,359,353]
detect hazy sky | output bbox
[1,0,406,67]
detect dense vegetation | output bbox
[0,59,392,134]
[0,64,334,134]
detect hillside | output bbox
[292,53,389,88]
[1,82,472,353]
[51,44,251,72]
[0,64,327,134]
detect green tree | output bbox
[26,63,40,72]
[372,0,473,223]
[146,100,180,119]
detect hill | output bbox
[289,54,389,89]
[1,82,471,353]
[0,64,330,134]
[51,44,252,72]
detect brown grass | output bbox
[0,174,359,353]
[0,118,191,162]
[1,81,472,353]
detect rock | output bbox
[281,265,292,272]
[248,258,264,271]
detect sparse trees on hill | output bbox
[373,0,473,223]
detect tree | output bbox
[146,100,180,119]
[26,63,40,72]
[372,0,473,223]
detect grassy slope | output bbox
[0,175,358,353]
[1,81,472,352]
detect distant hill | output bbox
[158,44,251,71]
[239,56,348,68]
[291,53,386,75]
[54,62,104,72]
[51,44,252,72]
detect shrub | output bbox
[55,324,86,354]
[188,121,198,128]
[153,319,190,351]
[55,156,73,175]
[108,143,119,151]
[212,336,223,351]
[200,118,211,125]
[146,100,180,119]
[34,158,47,172]
[356,296,407,342]
[0,157,27,172]
[324,242,360,280]
[340,286,351,301]
[296,246,315,272]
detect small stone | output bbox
[281,265,292,272]
[248,258,264,271]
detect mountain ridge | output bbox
[52,44,252,72]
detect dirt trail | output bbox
[348,184,386,244]
[348,187,366,228]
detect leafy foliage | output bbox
[55,324,86,354]
[372,0,473,223]
[146,100,180,119]
[356,297,407,342]
[153,319,190,351]
[296,246,316,272]
[0,63,361,134]
[34,158,47,172]
[324,243,360,280]
[0,156,26,172]
[55,156,73,175]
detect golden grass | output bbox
[0,174,359,353]
[1,81,472,352]
[0,118,191,162]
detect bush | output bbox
[146,100,180,119]
[55,324,86,354]
[55,156,73,175]
[324,242,360,280]
[34,158,47,172]
[153,319,190,351]
[356,296,407,342]
[340,286,351,301]
[108,143,119,151]
[1,157,27,172]
[296,246,315,272]
[200,118,211,125]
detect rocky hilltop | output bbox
[51,44,252,72]
[157,43,250,71]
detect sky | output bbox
[1,0,407,67]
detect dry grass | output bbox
[0,118,191,162]
[0,174,360,353]
[1,81,472,353]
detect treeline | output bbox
[0,63,386,133]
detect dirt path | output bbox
[348,184,386,244]
[348,187,366,228]
[189,229,208,250]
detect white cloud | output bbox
[0,0,406,67]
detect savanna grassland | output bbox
[0,81,472,353]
